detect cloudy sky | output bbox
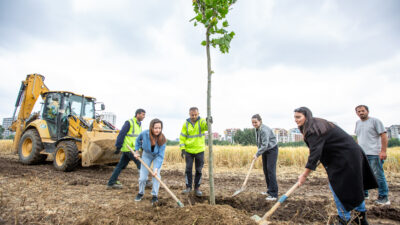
[1,0,399,140]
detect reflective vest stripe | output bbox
[126,119,138,137]
[185,120,202,139]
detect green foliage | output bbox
[6,134,15,140]
[0,125,4,139]
[278,141,306,147]
[167,139,179,146]
[233,128,306,147]
[190,0,237,53]
[388,138,400,147]
[206,139,233,145]
[351,135,357,142]
[233,128,256,146]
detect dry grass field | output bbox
[1,140,400,224]
[164,145,400,172]
[1,140,399,171]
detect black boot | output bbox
[353,211,368,225]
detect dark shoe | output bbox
[195,189,202,197]
[182,187,192,194]
[106,183,122,190]
[151,196,158,205]
[135,193,144,202]
[146,180,153,188]
[353,211,369,225]
[375,196,390,205]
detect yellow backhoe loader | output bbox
[10,74,120,171]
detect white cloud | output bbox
[1,0,399,140]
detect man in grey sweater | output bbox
[252,114,279,201]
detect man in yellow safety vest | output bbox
[180,107,210,197]
[107,109,146,189]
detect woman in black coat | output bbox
[295,107,377,225]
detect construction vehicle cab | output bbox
[11,74,119,171]
[41,91,95,140]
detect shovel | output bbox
[127,146,184,208]
[251,182,300,225]
[232,158,256,197]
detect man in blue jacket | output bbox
[107,109,145,189]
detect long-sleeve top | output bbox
[135,130,166,169]
[115,120,142,150]
[304,125,377,211]
[179,117,208,154]
[255,124,277,157]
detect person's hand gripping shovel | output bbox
[251,182,300,224]
[127,145,184,208]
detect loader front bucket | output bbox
[81,130,120,167]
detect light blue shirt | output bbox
[135,130,166,169]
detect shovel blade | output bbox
[232,189,242,197]
[251,215,261,222]
[251,215,270,225]
[177,201,184,208]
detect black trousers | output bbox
[185,151,204,189]
[108,152,140,186]
[262,145,279,197]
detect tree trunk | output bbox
[206,28,215,205]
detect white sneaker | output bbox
[260,192,268,195]
[265,195,277,201]
[375,196,390,205]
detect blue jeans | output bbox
[139,151,163,196]
[329,185,365,221]
[108,152,141,186]
[364,155,389,197]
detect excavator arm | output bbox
[10,74,49,152]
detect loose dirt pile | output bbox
[1,155,400,225]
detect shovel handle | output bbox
[261,182,300,222]
[241,158,256,189]
[127,146,184,207]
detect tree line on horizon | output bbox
[167,127,400,148]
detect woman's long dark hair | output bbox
[149,119,167,146]
[294,107,335,137]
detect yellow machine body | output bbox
[10,74,120,171]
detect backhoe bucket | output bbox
[81,130,120,167]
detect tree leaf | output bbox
[205,9,214,20]
[222,20,229,27]
[201,40,207,46]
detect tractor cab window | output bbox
[43,93,61,121]
[70,100,81,117]
[64,95,95,119]
[83,99,95,119]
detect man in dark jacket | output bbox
[106,109,145,189]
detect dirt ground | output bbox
[1,153,400,225]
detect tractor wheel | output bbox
[18,129,47,164]
[53,141,80,172]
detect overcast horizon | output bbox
[1,0,399,140]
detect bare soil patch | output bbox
[1,154,399,224]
